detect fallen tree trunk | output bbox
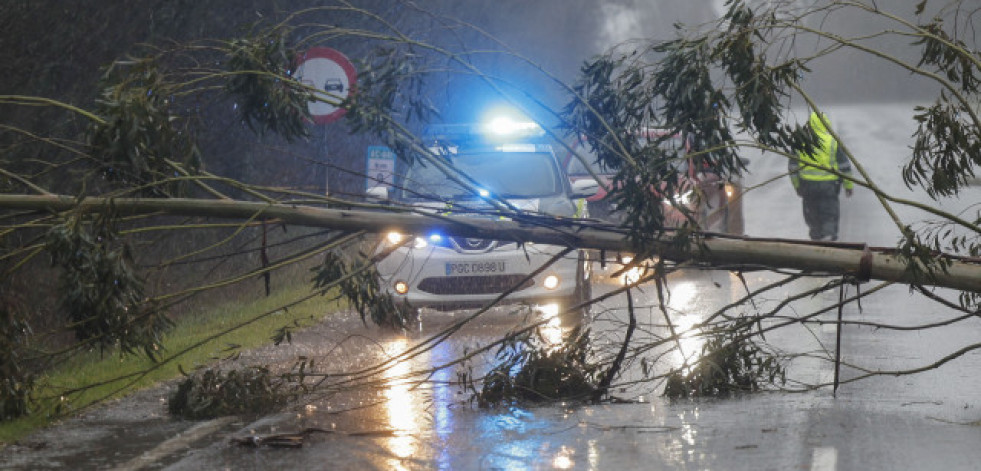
[3,194,979,292]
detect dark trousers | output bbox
[799,180,840,241]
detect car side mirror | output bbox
[366,186,389,201]
[571,178,600,199]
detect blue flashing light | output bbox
[423,232,453,249]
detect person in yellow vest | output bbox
[789,112,854,241]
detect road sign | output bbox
[294,47,357,124]
[365,146,396,191]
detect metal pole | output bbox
[833,279,845,396]
[323,128,330,197]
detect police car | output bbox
[372,116,599,319]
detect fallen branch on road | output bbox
[3,193,978,292]
[230,427,400,448]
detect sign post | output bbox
[294,47,357,196]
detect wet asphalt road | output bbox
[153,277,981,470]
[6,104,981,470]
[159,104,981,470]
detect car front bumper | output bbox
[376,242,582,310]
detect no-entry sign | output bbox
[294,47,357,124]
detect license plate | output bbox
[445,260,507,276]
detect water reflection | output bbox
[587,439,600,470]
[667,279,698,308]
[381,335,462,470]
[667,280,706,373]
[552,445,576,469]
[618,256,648,285]
[674,313,703,374]
[431,339,455,470]
[663,407,713,466]
[382,338,423,469]
[536,303,566,346]
[372,306,597,469]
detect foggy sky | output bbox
[446,0,949,106]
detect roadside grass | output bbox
[0,283,339,444]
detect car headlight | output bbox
[386,231,429,248]
[386,231,405,245]
[621,266,644,286]
[394,280,410,294]
[542,274,560,290]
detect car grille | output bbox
[449,237,496,253]
[417,274,534,295]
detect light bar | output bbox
[424,115,545,144]
[498,143,537,153]
[484,116,543,136]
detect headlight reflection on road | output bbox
[674,314,705,375]
[668,280,698,311]
[383,339,422,469]
[552,445,576,469]
[667,281,706,374]
[617,256,646,286]
[665,408,708,466]
[536,303,565,346]
[613,255,663,286]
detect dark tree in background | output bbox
[0,0,616,196]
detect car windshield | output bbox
[400,150,563,200]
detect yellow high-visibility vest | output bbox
[796,112,840,182]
